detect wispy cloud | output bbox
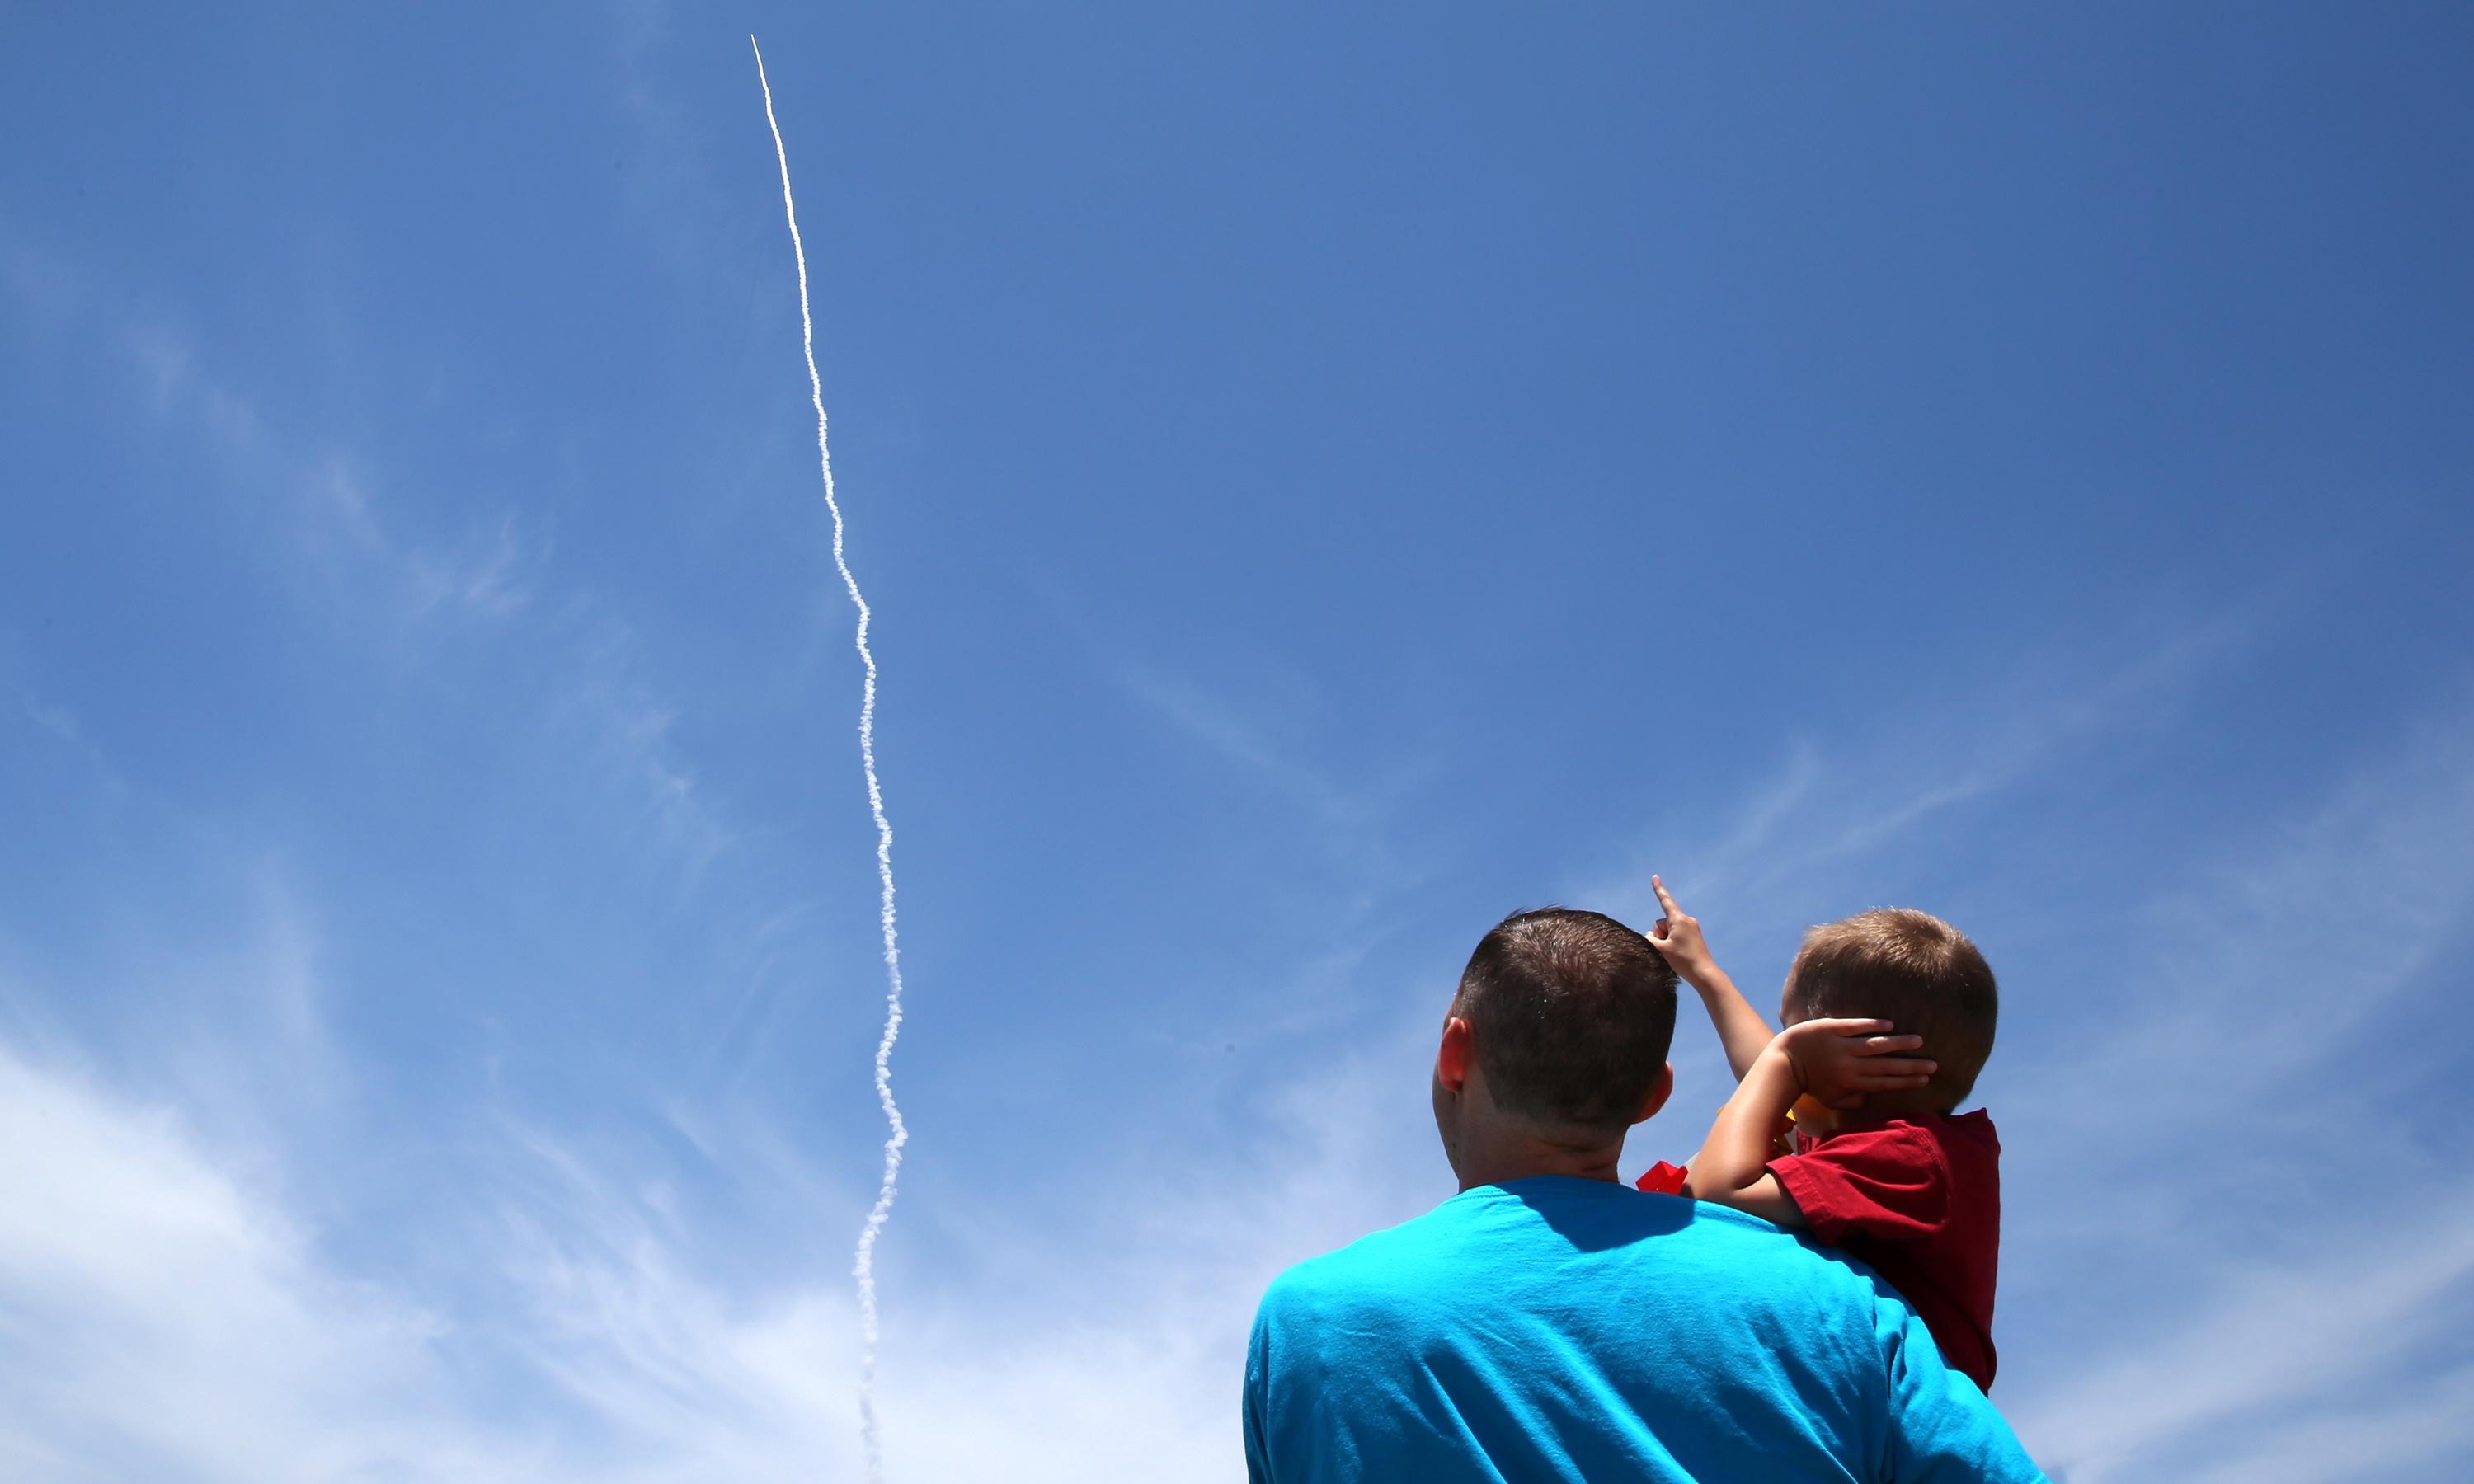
[10,683,131,801]
[1108,656,1442,932]
[1588,610,2257,931]
[0,1042,518,1484]
[407,514,538,622]
[1115,661,1377,831]
[2004,693,2474,1479]
[2177,1360,2474,1484]
[4,238,544,641]
[2016,1197,2474,1482]
[0,243,751,886]
[0,1006,1429,1483]
[11,556,2460,1482]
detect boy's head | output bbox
[1445,907,1679,1136]
[1783,909,1997,1111]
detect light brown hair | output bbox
[1785,909,1997,1109]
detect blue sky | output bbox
[4,3,2472,1479]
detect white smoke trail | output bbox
[750,36,910,1482]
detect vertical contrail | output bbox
[750,36,909,1482]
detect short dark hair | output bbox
[1784,909,1998,1107]
[1449,907,1678,1134]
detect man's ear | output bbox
[1436,1016,1474,1093]
[1630,1061,1675,1125]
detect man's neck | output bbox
[1454,1130,1627,1192]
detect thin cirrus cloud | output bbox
[2003,695,2474,1481]
[2,246,747,891]
[2,289,2463,1474]
[0,979,1361,1483]
[2,600,2470,1481]
[7,11,2473,1477]
[0,1040,493,1483]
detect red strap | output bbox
[1635,1160,1689,1195]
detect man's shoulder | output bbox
[1258,1198,1463,1320]
[1257,1183,1888,1322]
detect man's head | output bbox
[1433,908,1678,1183]
[1782,909,1997,1111]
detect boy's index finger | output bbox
[1651,875,1679,914]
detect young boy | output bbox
[1638,876,2005,1393]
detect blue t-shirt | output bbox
[1245,1177,2044,1483]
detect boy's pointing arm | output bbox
[1648,876,1773,1082]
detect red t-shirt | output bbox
[1768,1111,2001,1392]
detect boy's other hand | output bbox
[1774,1018,1935,1111]
[1647,875,1720,984]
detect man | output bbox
[1243,908,2044,1482]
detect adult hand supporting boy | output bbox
[1648,875,1774,1082]
[1682,1019,1935,1227]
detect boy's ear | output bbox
[1630,1062,1675,1125]
[1436,1017,1475,1093]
